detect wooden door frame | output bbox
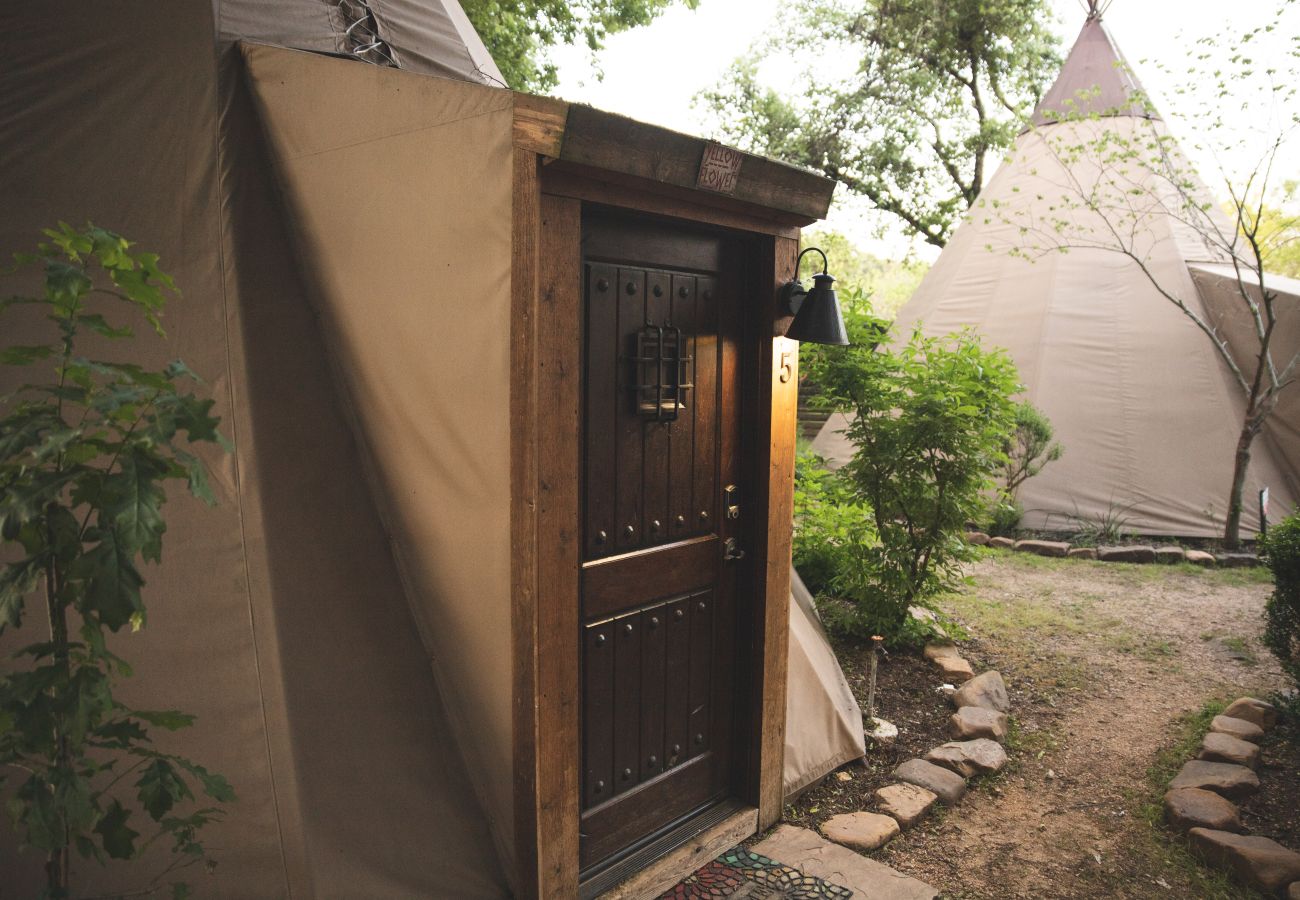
[510,150,800,899]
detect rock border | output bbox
[966,531,1259,569]
[817,643,1014,857]
[1161,697,1300,897]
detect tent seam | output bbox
[212,43,295,899]
[278,103,512,162]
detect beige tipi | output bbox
[814,8,1299,537]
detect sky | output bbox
[550,0,1298,259]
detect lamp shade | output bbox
[784,273,849,345]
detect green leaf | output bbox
[0,345,54,366]
[72,527,144,631]
[99,450,169,563]
[45,260,91,314]
[137,759,192,820]
[175,759,235,803]
[0,557,42,630]
[77,313,133,339]
[134,709,197,730]
[95,799,139,859]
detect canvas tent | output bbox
[1,3,864,896]
[812,10,1298,538]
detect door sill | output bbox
[581,800,757,900]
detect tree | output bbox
[802,307,1020,641]
[799,229,928,320]
[1,224,232,896]
[1250,179,1300,279]
[992,5,1300,548]
[462,0,699,91]
[1001,401,1063,500]
[702,0,1061,247]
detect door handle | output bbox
[723,537,746,562]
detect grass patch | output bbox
[1123,697,1269,899]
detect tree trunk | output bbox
[1223,425,1257,550]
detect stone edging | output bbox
[814,643,1012,854]
[1162,697,1300,897]
[967,532,1261,568]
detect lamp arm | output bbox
[793,246,829,279]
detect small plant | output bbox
[1069,497,1136,547]
[986,497,1024,538]
[791,451,873,596]
[1260,512,1300,688]
[0,224,232,897]
[802,308,1020,644]
[1001,401,1063,499]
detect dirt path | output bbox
[802,553,1290,899]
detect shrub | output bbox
[792,451,872,596]
[1261,513,1300,687]
[1002,401,1063,499]
[803,310,1021,643]
[986,497,1024,538]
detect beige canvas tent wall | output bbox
[0,3,858,896]
[813,13,1298,537]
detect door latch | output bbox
[724,484,740,521]
[723,537,746,562]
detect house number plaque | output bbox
[696,142,742,195]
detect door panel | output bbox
[579,211,745,873]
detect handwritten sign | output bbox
[697,143,743,195]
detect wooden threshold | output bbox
[589,802,758,900]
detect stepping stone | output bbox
[1210,715,1265,742]
[949,706,1008,742]
[875,783,938,829]
[931,655,974,682]
[1169,760,1259,801]
[988,536,1015,549]
[1014,539,1070,558]
[1154,545,1186,563]
[1217,552,1261,568]
[1188,828,1300,896]
[1186,549,1217,567]
[820,811,901,852]
[1289,881,1300,900]
[965,531,990,546]
[951,671,1010,712]
[1163,788,1245,833]
[923,642,960,661]
[1098,545,1156,563]
[1067,547,1097,560]
[1199,732,1261,769]
[1223,697,1278,731]
[924,739,1007,777]
[893,759,966,805]
[753,824,938,900]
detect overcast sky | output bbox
[551,0,1297,258]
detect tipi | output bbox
[813,4,1299,537]
[1,2,864,896]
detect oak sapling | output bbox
[0,224,232,897]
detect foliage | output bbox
[0,224,231,896]
[702,0,1061,247]
[1244,179,1300,279]
[1002,401,1063,499]
[1067,498,1136,547]
[803,304,1021,641]
[989,4,1300,548]
[798,230,929,320]
[986,497,1024,538]
[791,451,872,596]
[1260,513,1300,687]
[461,0,698,91]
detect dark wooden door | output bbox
[579,212,747,872]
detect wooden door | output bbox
[578,211,747,873]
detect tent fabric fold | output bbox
[783,570,867,799]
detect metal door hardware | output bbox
[723,537,745,561]
[724,484,740,520]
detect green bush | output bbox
[802,307,1021,644]
[792,451,872,596]
[1261,513,1300,687]
[986,497,1024,538]
[1002,400,1063,499]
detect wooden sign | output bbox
[696,142,743,194]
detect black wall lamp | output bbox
[780,247,849,345]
